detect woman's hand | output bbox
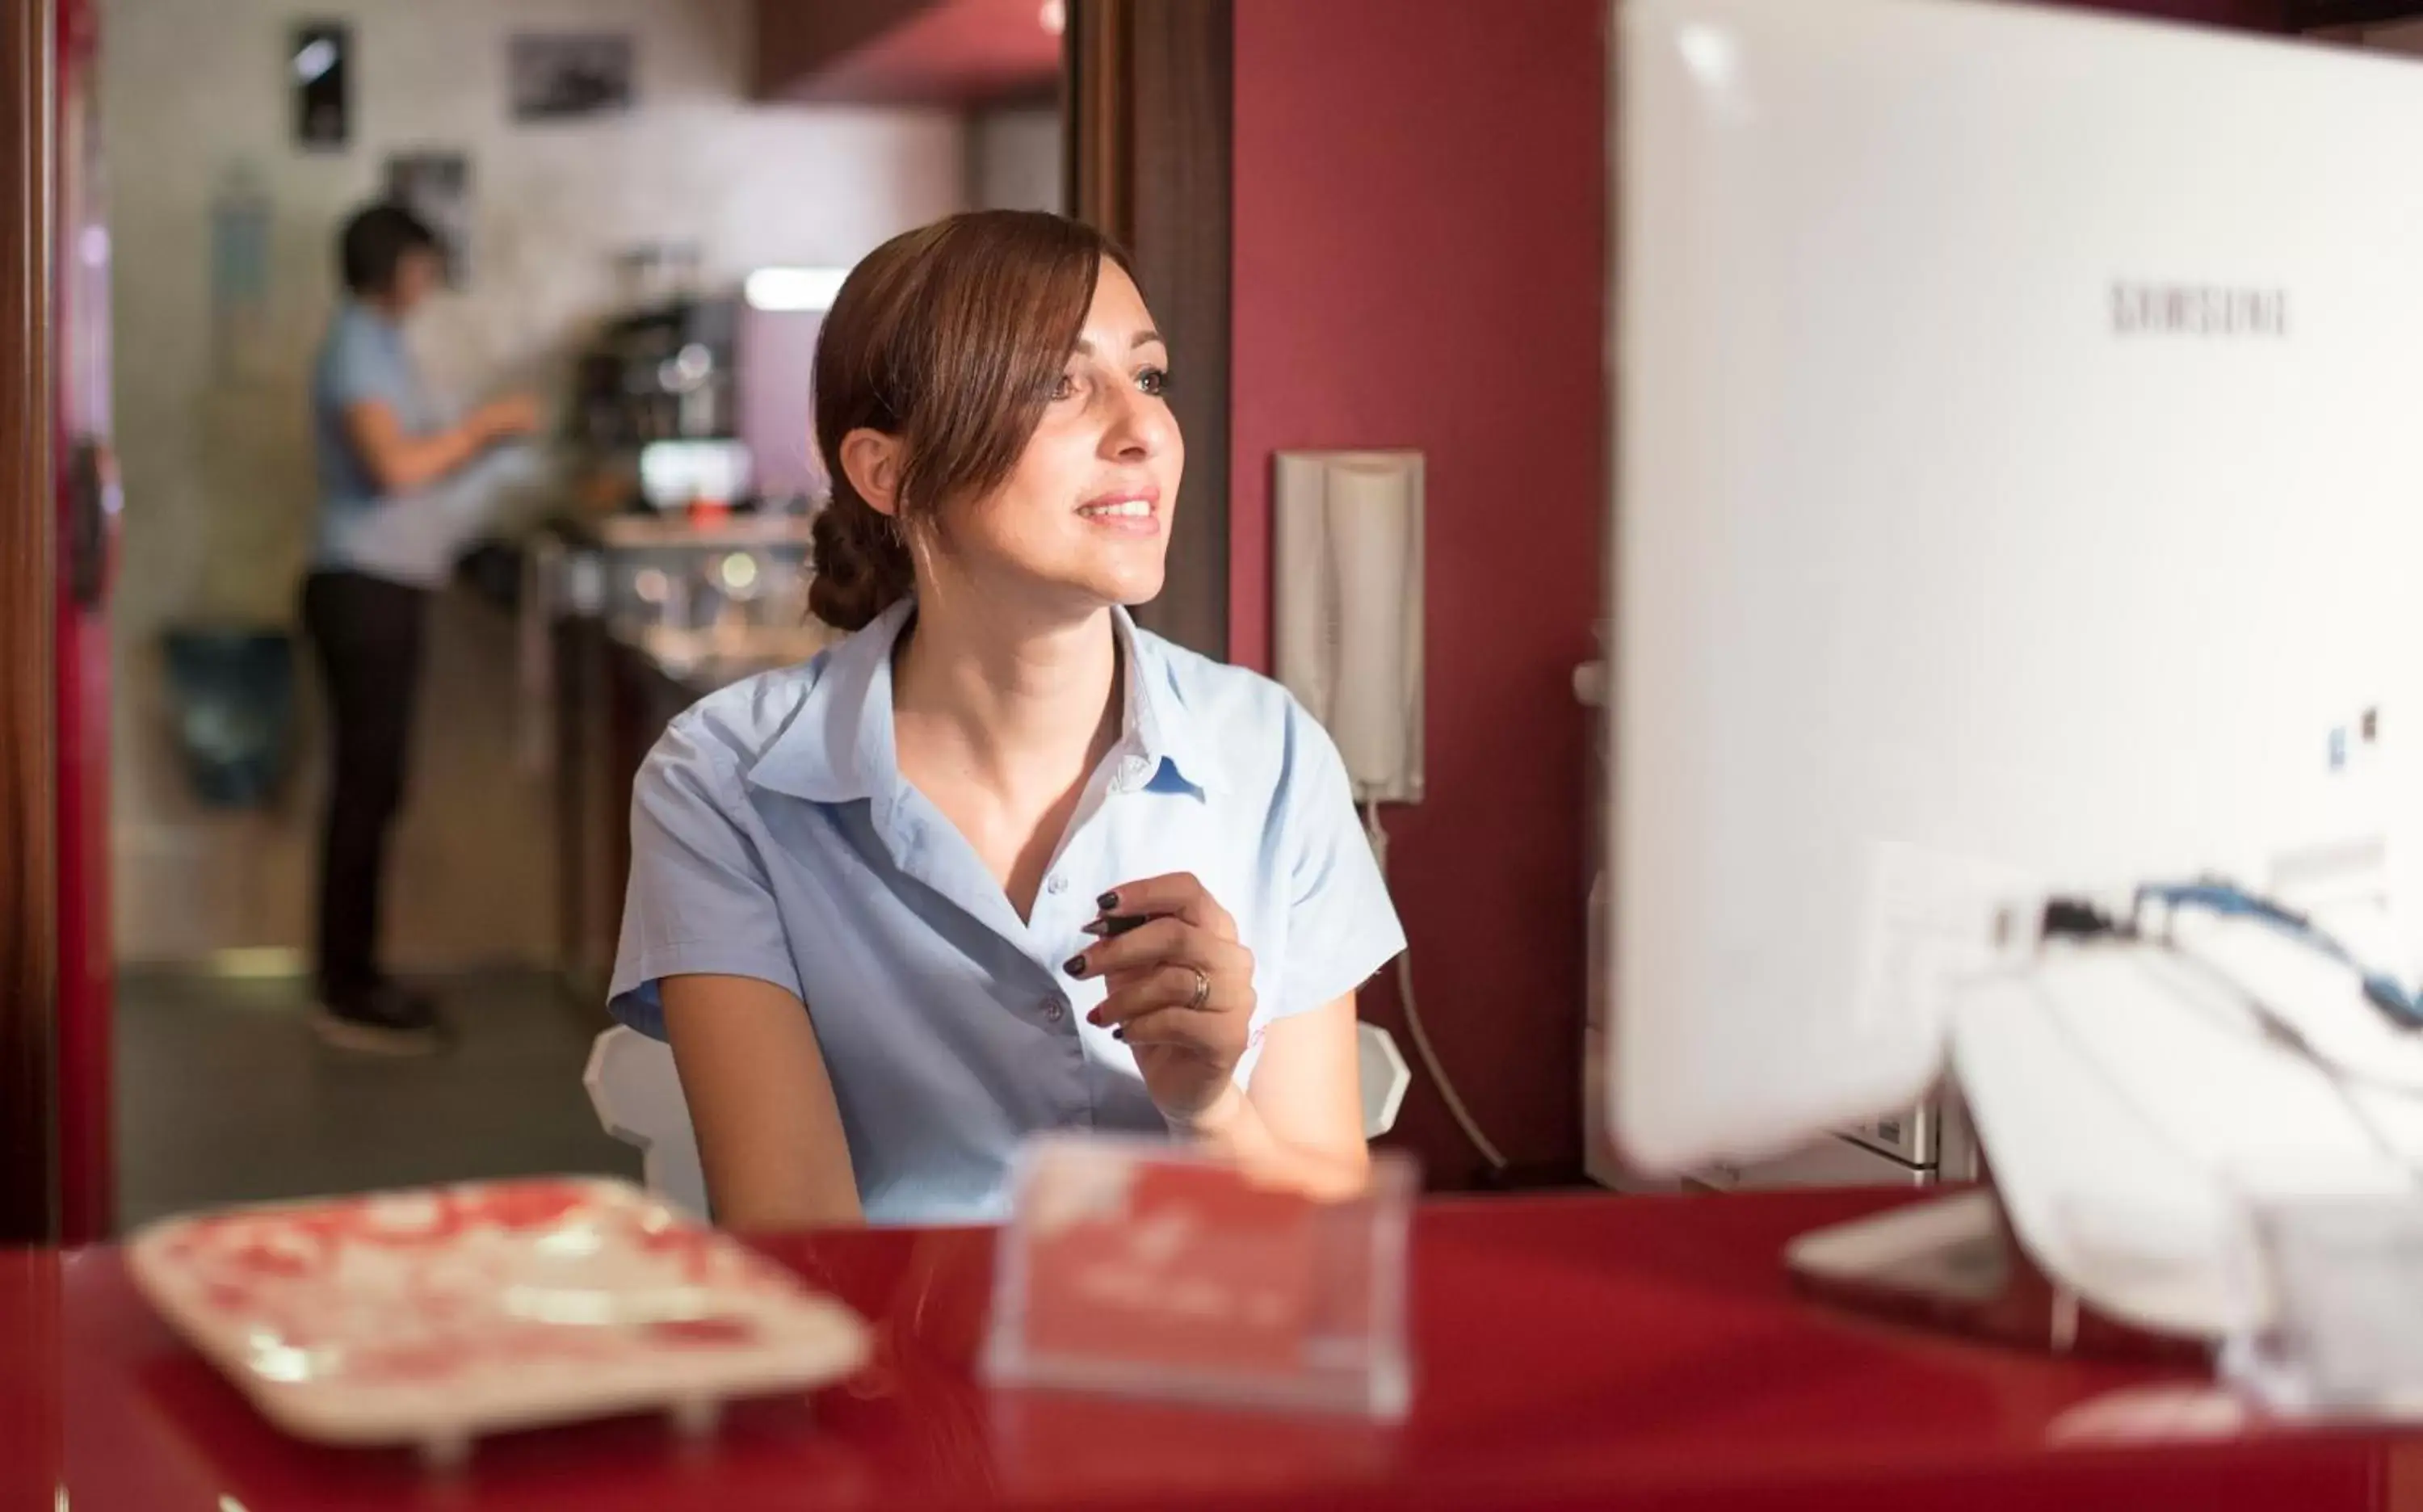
[1065,872,1254,1119]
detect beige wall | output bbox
[104,0,965,967]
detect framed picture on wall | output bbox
[510,33,636,122]
[383,151,472,288]
[290,21,350,150]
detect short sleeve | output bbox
[325,313,414,414]
[607,718,805,1040]
[1270,705,1409,1021]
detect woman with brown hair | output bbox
[608,211,1403,1227]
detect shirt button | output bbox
[1047,876,1069,895]
[1041,997,1066,1023]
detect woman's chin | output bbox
[1106,569,1167,609]
[1052,560,1166,610]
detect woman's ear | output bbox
[838,429,905,518]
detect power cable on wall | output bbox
[1363,801,1510,1172]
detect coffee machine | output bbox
[571,295,739,452]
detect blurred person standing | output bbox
[300,201,544,1053]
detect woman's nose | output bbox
[1102,384,1173,459]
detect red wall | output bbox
[1230,0,1606,1187]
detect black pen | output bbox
[1077,912,1153,1040]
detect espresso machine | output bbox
[572,295,737,452]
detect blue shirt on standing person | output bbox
[309,300,542,590]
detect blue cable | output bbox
[2135,880,2423,1030]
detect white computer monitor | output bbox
[1607,0,2423,1176]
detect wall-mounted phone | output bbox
[1273,450,1424,805]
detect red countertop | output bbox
[4,1188,2409,1511]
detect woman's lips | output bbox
[1076,492,1161,536]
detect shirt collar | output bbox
[745,600,1226,805]
[745,596,910,807]
[1110,606,1227,796]
[343,297,405,336]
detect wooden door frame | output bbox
[1065,0,1233,661]
[0,0,58,1245]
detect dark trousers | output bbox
[300,570,429,1002]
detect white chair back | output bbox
[582,1027,709,1217]
[1358,1020,1410,1138]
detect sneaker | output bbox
[311,981,449,1056]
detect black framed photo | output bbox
[510,33,636,123]
[291,21,350,150]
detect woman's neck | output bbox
[890,588,1122,804]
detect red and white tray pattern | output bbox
[128,1177,870,1451]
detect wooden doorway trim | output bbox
[1065,0,1232,660]
[0,0,57,1245]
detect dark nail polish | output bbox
[1064,955,1089,978]
[1098,891,1119,911]
[1111,1027,1127,1042]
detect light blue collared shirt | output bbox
[608,598,1406,1226]
[309,300,541,588]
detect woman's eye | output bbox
[1136,366,1170,397]
[1050,373,1078,401]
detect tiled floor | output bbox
[115,969,640,1232]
